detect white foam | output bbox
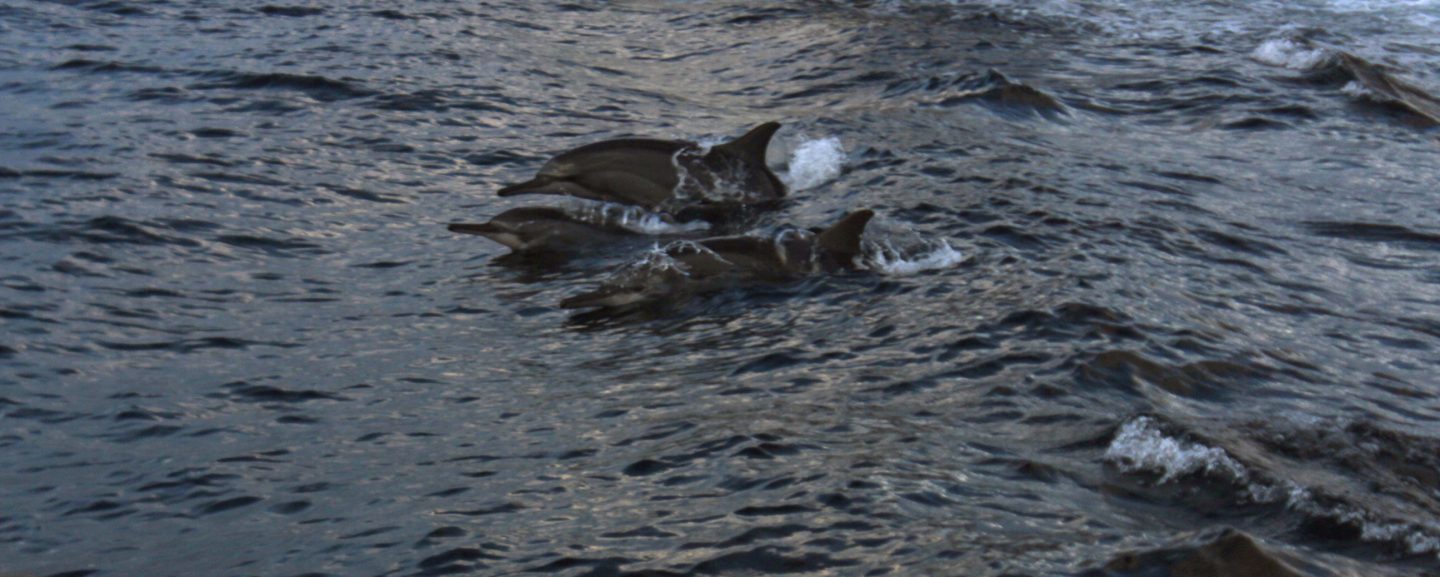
[1251,38,1333,71]
[1361,521,1440,555]
[1245,480,1311,507]
[1340,80,1369,98]
[783,136,846,192]
[770,228,817,270]
[861,238,965,275]
[611,243,692,284]
[1339,79,1398,104]
[1237,448,1440,558]
[1280,493,1440,556]
[1104,417,1248,483]
[613,209,709,235]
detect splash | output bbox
[859,237,964,275]
[604,243,694,289]
[1340,80,1375,99]
[1105,417,1248,483]
[638,243,693,274]
[669,147,755,204]
[851,213,965,275]
[783,136,845,191]
[665,239,725,258]
[771,227,818,270]
[1250,38,1333,71]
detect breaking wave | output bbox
[1105,417,1440,558]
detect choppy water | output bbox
[3,1,1440,576]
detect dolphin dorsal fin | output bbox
[712,121,781,165]
[817,209,875,263]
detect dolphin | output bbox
[560,209,874,310]
[496,122,787,213]
[1334,52,1440,126]
[448,206,676,253]
[449,204,713,254]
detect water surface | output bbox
[3,1,1440,576]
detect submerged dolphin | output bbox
[496,122,787,213]
[1334,52,1440,126]
[1094,529,1312,577]
[560,209,874,310]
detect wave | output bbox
[886,69,1069,119]
[256,5,326,17]
[190,71,376,102]
[1106,416,1440,558]
[51,59,165,74]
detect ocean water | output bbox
[2,1,1439,576]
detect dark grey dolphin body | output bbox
[1334,52,1440,126]
[560,209,874,310]
[497,122,787,214]
[447,206,647,253]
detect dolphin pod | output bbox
[560,210,874,310]
[451,122,787,257]
[496,121,786,212]
[449,122,875,312]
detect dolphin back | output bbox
[496,175,594,199]
[498,139,690,207]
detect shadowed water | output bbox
[3,1,1440,576]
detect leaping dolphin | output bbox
[496,122,787,214]
[560,209,874,310]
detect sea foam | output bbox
[860,238,965,275]
[1251,38,1333,71]
[851,214,966,275]
[1105,417,1248,483]
[1107,416,1440,557]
